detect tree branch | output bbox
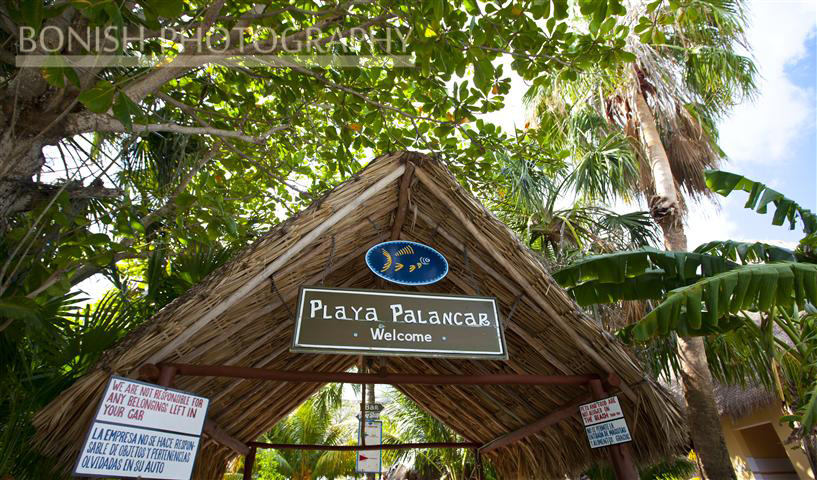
[152,91,311,197]
[140,145,220,228]
[287,64,450,125]
[122,8,391,104]
[64,113,288,144]
[1,178,122,217]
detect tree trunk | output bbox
[0,130,48,228]
[803,434,817,478]
[634,87,736,480]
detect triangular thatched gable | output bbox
[34,151,685,478]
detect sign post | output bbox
[73,376,209,479]
[356,420,383,474]
[356,403,384,421]
[292,287,507,360]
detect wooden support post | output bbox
[154,362,597,386]
[474,448,484,480]
[242,446,256,480]
[157,364,177,387]
[588,379,638,480]
[479,394,591,453]
[203,419,250,456]
[364,358,376,480]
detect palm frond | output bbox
[552,248,738,305]
[705,170,817,235]
[694,240,796,264]
[623,262,817,342]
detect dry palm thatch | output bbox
[713,383,777,420]
[33,151,686,479]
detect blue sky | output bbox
[685,0,816,249]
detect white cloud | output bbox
[685,198,739,249]
[684,195,800,251]
[717,0,816,166]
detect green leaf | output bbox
[463,0,480,15]
[86,233,111,245]
[112,92,143,131]
[599,16,616,36]
[623,263,817,342]
[473,60,494,93]
[800,382,817,432]
[694,240,796,264]
[145,0,184,18]
[553,248,738,305]
[0,296,41,320]
[130,220,146,233]
[20,0,45,30]
[42,56,81,88]
[705,170,817,236]
[552,0,569,19]
[78,80,116,113]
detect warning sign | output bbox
[584,418,632,448]
[579,395,624,427]
[94,376,208,435]
[356,421,382,474]
[579,396,631,449]
[74,376,210,479]
[73,423,201,479]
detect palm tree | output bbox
[0,238,238,479]
[258,384,357,480]
[526,1,757,477]
[553,171,817,474]
[491,152,660,266]
[383,389,487,480]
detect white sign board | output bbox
[356,411,381,420]
[579,396,631,449]
[356,421,382,474]
[584,418,632,448]
[579,395,624,427]
[74,422,202,479]
[366,402,384,412]
[74,376,210,479]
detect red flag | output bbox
[359,454,369,461]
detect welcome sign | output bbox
[292,287,507,359]
[73,376,209,479]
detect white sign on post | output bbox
[356,402,385,421]
[74,376,210,479]
[585,418,632,448]
[356,421,383,474]
[579,395,632,449]
[579,395,624,426]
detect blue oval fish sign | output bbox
[366,241,448,285]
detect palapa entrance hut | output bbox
[34,151,685,478]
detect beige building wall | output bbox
[720,404,814,480]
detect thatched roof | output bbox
[714,383,778,419]
[34,151,685,478]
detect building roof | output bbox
[34,151,686,478]
[714,383,778,419]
